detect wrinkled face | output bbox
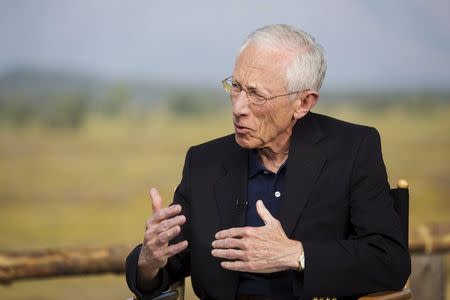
[231,44,300,150]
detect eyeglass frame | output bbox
[221,76,309,106]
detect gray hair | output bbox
[238,24,327,92]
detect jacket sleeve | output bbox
[296,128,411,298]
[125,148,193,300]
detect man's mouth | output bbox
[234,123,252,134]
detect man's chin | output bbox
[234,133,258,149]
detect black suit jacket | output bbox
[126,112,411,300]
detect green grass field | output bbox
[1,104,449,299]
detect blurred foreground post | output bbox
[409,223,450,300]
[0,244,133,285]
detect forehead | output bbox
[233,44,293,89]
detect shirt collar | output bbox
[248,149,267,178]
[248,149,289,178]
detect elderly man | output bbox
[126,24,410,300]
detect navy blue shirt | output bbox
[238,150,289,296]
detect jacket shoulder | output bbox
[187,134,239,165]
[311,112,379,139]
[191,133,236,152]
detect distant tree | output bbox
[168,91,199,115]
[43,92,89,129]
[100,84,131,117]
[168,89,226,116]
[0,95,34,127]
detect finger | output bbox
[145,215,185,243]
[152,204,182,223]
[211,248,244,260]
[220,260,249,272]
[256,200,275,225]
[215,227,252,240]
[150,188,163,213]
[212,237,246,249]
[157,225,181,244]
[154,215,186,233]
[166,240,189,257]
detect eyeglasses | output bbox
[221,76,308,106]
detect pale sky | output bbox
[0,0,449,90]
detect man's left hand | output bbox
[211,200,303,273]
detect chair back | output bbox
[390,179,409,246]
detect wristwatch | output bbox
[298,252,305,272]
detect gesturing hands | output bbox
[211,200,303,273]
[137,188,188,281]
[137,192,301,280]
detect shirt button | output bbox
[274,191,281,198]
[263,171,269,174]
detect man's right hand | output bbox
[137,187,188,282]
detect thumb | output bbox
[149,187,163,213]
[256,200,275,225]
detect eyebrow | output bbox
[232,78,266,94]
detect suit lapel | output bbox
[279,112,327,237]
[214,143,248,230]
[213,142,248,298]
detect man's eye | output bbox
[231,83,241,91]
[253,92,266,100]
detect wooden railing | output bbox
[0,244,132,284]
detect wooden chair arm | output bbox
[358,288,412,300]
[129,279,184,300]
[129,290,178,300]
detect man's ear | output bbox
[293,91,319,120]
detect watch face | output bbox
[299,254,305,270]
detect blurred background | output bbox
[0,0,449,299]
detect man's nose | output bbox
[232,91,251,117]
